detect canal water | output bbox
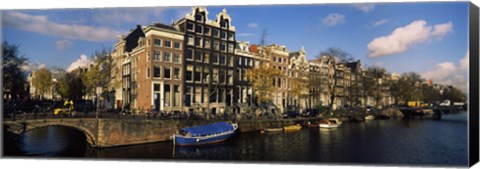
[3,112,468,166]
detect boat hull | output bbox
[319,123,339,128]
[264,128,283,132]
[174,131,236,146]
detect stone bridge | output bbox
[3,118,188,148]
[3,117,322,148]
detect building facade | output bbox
[110,6,399,116]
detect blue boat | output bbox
[173,122,238,146]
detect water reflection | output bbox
[3,112,469,166]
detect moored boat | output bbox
[365,115,375,120]
[283,124,302,131]
[328,118,343,125]
[319,119,340,128]
[263,128,283,132]
[173,122,238,146]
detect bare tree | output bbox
[259,29,269,46]
[318,47,352,115]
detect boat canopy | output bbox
[180,122,234,137]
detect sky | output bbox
[1,2,470,92]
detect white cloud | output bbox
[368,19,389,28]
[237,33,253,37]
[353,4,375,13]
[92,7,170,25]
[322,13,346,27]
[21,61,46,72]
[55,40,73,50]
[367,20,453,58]
[248,22,258,29]
[3,11,121,41]
[67,54,92,72]
[422,51,469,93]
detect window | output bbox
[237,68,242,81]
[220,31,226,39]
[174,42,181,49]
[187,22,194,32]
[203,68,209,83]
[219,55,225,65]
[219,69,225,84]
[195,13,204,21]
[185,87,192,106]
[220,42,226,52]
[212,28,219,37]
[194,87,202,103]
[154,51,160,61]
[147,39,151,46]
[173,53,181,63]
[174,85,180,107]
[227,70,233,85]
[195,36,203,47]
[154,39,161,46]
[165,41,172,48]
[154,84,160,91]
[174,68,180,79]
[203,88,209,104]
[228,32,234,41]
[187,35,194,46]
[227,56,233,66]
[147,51,150,61]
[186,65,193,82]
[205,39,211,49]
[213,40,219,51]
[164,84,171,107]
[186,49,193,60]
[195,50,202,62]
[164,67,171,79]
[212,53,219,64]
[195,25,203,34]
[164,52,171,62]
[204,52,210,63]
[147,67,150,78]
[204,27,211,35]
[154,66,161,78]
[228,43,234,53]
[212,68,219,83]
[194,66,201,82]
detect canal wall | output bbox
[4,117,321,148]
[98,118,321,147]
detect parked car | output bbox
[301,109,319,117]
[283,110,300,118]
[365,106,376,113]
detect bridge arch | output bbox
[4,119,98,147]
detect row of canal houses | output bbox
[109,6,395,116]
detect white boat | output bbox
[365,115,375,120]
[319,123,339,128]
[318,119,340,128]
[263,128,283,132]
[328,118,343,125]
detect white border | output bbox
[0,0,478,169]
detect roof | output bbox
[151,22,178,32]
[124,25,145,52]
[346,61,361,72]
[180,122,235,137]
